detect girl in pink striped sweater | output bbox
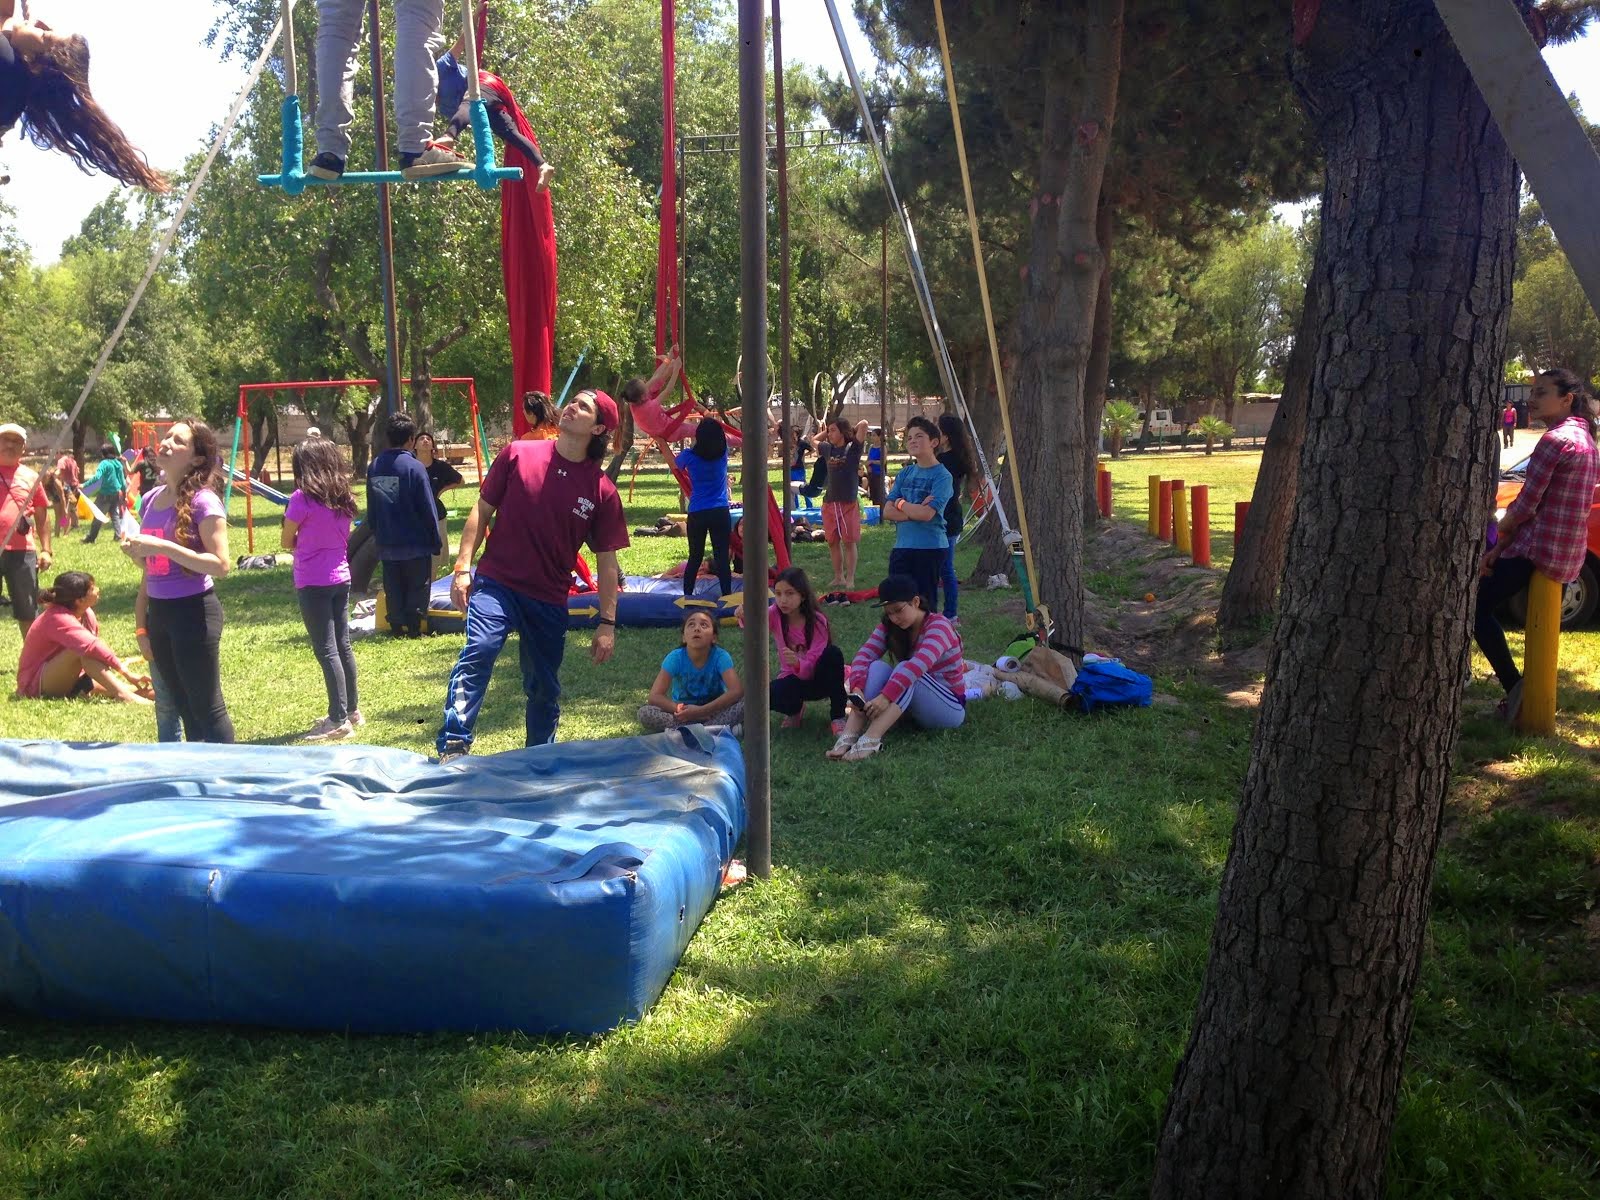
[16,571,150,702]
[828,573,966,762]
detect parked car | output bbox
[1495,451,1600,627]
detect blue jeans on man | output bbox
[437,575,568,753]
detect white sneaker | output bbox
[303,717,353,742]
[348,710,366,727]
[401,141,468,180]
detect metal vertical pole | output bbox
[773,0,792,542]
[880,221,888,438]
[738,0,771,879]
[367,0,403,414]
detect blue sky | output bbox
[2,1,1596,265]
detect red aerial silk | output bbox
[485,71,557,439]
[655,0,787,569]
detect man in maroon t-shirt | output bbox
[436,389,629,761]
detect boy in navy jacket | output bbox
[367,412,442,636]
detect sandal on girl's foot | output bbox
[1497,678,1525,725]
[779,713,804,730]
[842,735,884,762]
[825,733,859,760]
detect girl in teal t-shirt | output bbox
[639,610,745,733]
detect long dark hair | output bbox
[691,416,728,461]
[774,566,824,649]
[1536,367,1599,441]
[830,417,859,445]
[38,570,93,609]
[170,418,222,547]
[937,413,975,480]
[16,34,169,192]
[881,595,927,664]
[293,438,357,517]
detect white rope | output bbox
[819,0,1014,542]
[461,0,482,103]
[51,2,300,454]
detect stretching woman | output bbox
[16,571,149,702]
[0,2,167,190]
[124,418,235,743]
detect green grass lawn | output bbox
[0,463,1596,1198]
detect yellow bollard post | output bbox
[1516,572,1562,735]
[1173,482,1191,555]
[1148,475,1161,536]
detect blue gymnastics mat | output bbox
[0,732,745,1035]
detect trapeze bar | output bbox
[259,96,522,194]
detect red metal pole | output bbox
[1192,485,1211,567]
[467,381,486,484]
[243,414,255,553]
[1234,501,1251,554]
[1158,480,1173,542]
[1096,466,1112,518]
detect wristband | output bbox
[453,568,472,577]
[135,627,148,637]
[598,617,617,626]
[895,498,906,511]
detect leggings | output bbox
[638,699,744,731]
[1474,555,1537,691]
[770,644,847,720]
[299,583,359,724]
[146,590,235,743]
[685,506,733,597]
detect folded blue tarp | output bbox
[0,733,744,1035]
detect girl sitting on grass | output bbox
[282,438,362,742]
[767,566,846,734]
[15,571,150,702]
[639,610,744,734]
[827,573,966,762]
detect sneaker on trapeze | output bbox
[307,152,345,180]
[401,141,468,180]
[438,739,470,765]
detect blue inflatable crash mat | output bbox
[415,572,758,634]
[0,733,745,1035]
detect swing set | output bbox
[223,376,488,553]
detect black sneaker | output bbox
[438,740,469,764]
[307,152,345,180]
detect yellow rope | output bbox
[932,0,1048,635]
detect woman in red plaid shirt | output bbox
[1476,368,1599,721]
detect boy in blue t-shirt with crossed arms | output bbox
[882,416,953,611]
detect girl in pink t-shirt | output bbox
[15,571,150,702]
[283,438,362,741]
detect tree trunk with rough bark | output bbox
[1217,236,1326,629]
[1011,0,1123,652]
[1152,3,1519,1197]
[1082,198,1116,524]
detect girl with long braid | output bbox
[123,419,235,742]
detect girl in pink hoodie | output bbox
[767,567,847,735]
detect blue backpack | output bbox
[1070,659,1153,713]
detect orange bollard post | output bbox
[1158,480,1173,541]
[1192,485,1211,567]
[1516,572,1562,735]
[1097,466,1113,518]
[1174,482,1191,555]
[1234,501,1250,554]
[1148,475,1162,536]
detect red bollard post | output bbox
[1097,466,1113,518]
[1234,501,1250,552]
[1192,485,1211,567]
[1158,480,1174,541]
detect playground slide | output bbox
[226,466,292,507]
